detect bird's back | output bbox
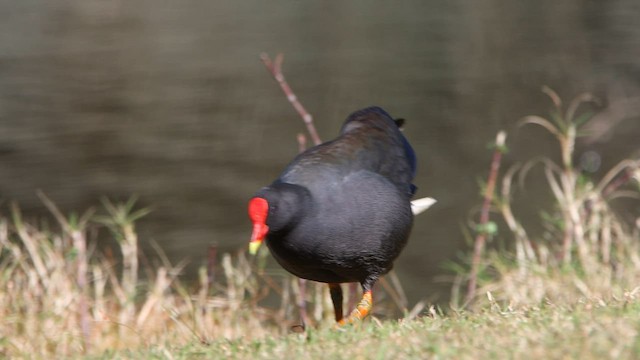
[280,106,416,197]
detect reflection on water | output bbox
[1,0,639,302]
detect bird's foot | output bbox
[336,290,372,327]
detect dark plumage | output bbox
[248,106,416,324]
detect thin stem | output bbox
[466,131,507,305]
[260,52,322,146]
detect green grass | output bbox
[97,295,640,360]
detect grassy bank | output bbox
[105,295,640,359]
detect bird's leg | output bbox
[328,283,343,322]
[339,291,372,325]
[338,280,375,325]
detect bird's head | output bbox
[247,183,311,254]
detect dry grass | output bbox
[463,87,640,309]
[0,195,408,358]
[0,199,276,357]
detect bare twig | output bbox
[260,52,322,146]
[296,278,310,328]
[466,131,507,305]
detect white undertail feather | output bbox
[411,197,437,216]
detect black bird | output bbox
[248,106,416,325]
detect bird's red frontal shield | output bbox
[248,197,269,254]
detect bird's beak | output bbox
[249,240,262,255]
[249,222,268,255]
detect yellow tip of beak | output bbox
[249,241,262,255]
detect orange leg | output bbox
[338,290,373,325]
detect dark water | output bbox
[1,0,639,302]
